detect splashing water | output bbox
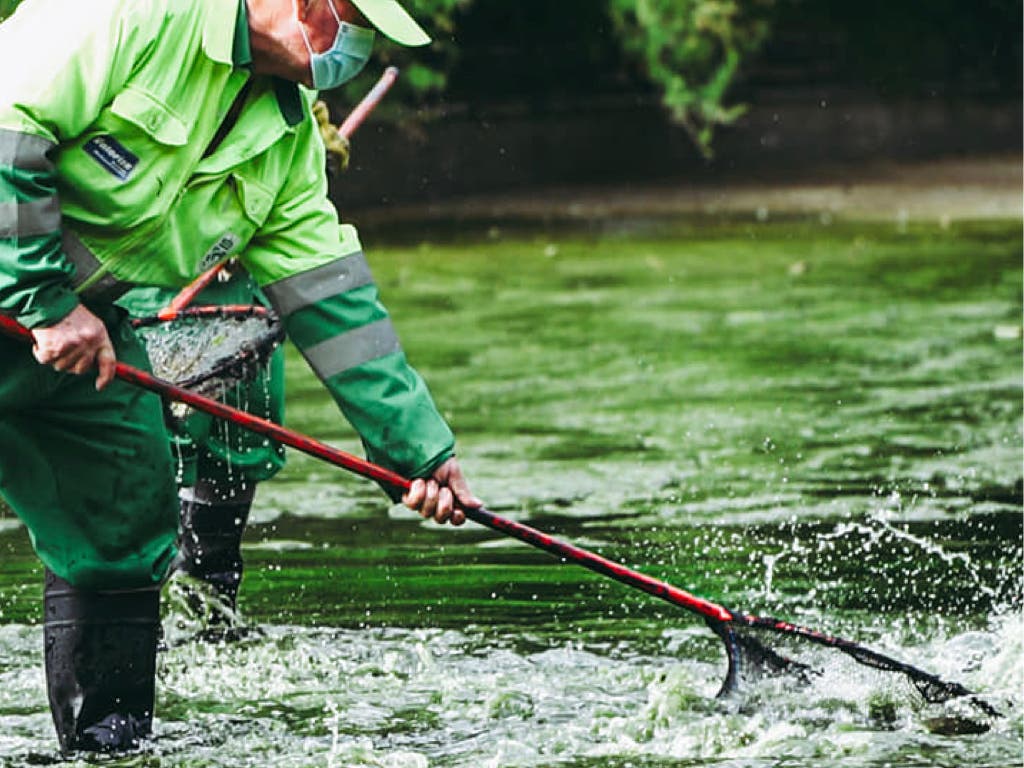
[761,500,1009,607]
[0,220,1019,764]
[3,615,1017,767]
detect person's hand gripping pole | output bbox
[30,304,116,390]
[403,456,482,526]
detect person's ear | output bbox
[296,0,312,23]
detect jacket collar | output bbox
[204,0,305,127]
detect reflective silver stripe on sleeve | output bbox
[63,230,132,303]
[263,253,375,317]
[301,318,402,379]
[0,197,61,238]
[0,128,56,171]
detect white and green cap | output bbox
[349,0,431,46]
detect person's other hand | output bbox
[31,304,116,390]
[402,456,482,526]
[313,100,351,170]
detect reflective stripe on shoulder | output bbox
[301,317,402,380]
[64,230,133,303]
[0,197,60,238]
[263,252,375,317]
[0,128,55,171]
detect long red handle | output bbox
[463,506,733,621]
[159,261,224,318]
[338,66,399,139]
[0,311,732,624]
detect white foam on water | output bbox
[0,613,982,768]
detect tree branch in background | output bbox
[608,0,775,158]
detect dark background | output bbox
[442,0,1021,106]
[332,0,1022,209]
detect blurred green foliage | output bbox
[0,0,769,156]
[360,0,773,156]
[335,0,472,120]
[3,0,1018,157]
[608,0,775,157]
[335,0,774,158]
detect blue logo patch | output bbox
[83,135,138,180]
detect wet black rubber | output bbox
[176,496,252,616]
[43,570,160,754]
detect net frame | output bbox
[131,304,283,397]
[715,610,1002,718]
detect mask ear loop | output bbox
[295,0,345,55]
[324,0,344,30]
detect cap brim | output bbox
[349,0,431,46]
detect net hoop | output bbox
[718,609,1001,718]
[131,304,283,394]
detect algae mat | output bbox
[0,218,1020,766]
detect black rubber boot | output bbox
[43,570,161,755]
[176,495,252,622]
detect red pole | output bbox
[158,261,225,319]
[0,311,733,624]
[337,66,399,139]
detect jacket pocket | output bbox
[232,172,274,229]
[109,87,189,147]
[57,87,194,232]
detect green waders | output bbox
[0,305,177,753]
[119,271,285,624]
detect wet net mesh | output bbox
[724,614,1000,719]
[132,305,283,405]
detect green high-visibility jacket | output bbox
[0,0,454,480]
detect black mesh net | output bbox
[722,613,1001,719]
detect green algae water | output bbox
[0,217,1020,766]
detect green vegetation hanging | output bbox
[608,0,775,157]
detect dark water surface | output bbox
[0,218,1021,766]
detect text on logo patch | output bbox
[83,135,139,180]
[199,232,242,271]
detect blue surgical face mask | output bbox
[296,0,375,90]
